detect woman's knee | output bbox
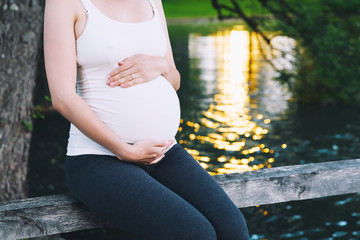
[216,208,249,240]
[178,216,217,240]
[156,209,217,240]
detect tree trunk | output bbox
[0,0,44,201]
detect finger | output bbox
[160,140,175,152]
[122,55,139,63]
[107,62,134,80]
[149,139,172,147]
[156,140,175,156]
[107,66,122,79]
[148,140,174,160]
[137,154,162,165]
[120,56,131,63]
[149,154,165,164]
[110,73,137,87]
[119,77,143,88]
[107,67,134,85]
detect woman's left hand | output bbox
[106,54,169,88]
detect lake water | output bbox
[28,21,360,239]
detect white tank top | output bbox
[66,0,181,156]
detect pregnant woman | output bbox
[44,0,249,239]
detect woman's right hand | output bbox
[117,139,175,165]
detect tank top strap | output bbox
[79,0,90,14]
[147,0,157,17]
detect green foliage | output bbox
[23,105,44,131]
[162,0,268,18]
[162,0,217,18]
[263,0,360,103]
[32,105,45,120]
[44,95,52,102]
[23,96,51,131]
[23,120,33,131]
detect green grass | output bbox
[162,0,269,18]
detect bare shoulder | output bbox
[44,0,83,22]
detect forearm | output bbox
[52,93,130,159]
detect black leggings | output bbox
[65,144,249,240]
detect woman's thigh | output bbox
[65,154,216,240]
[149,144,249,240]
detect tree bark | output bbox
[0,0,44,201]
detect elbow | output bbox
[174,82,180,91]
[49,89,78,115]
[49,86,78,113]
[174,70,181,91]
[51,94,73,115]
[51,98,66,114]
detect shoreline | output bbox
[166,15,275,25]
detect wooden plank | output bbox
[213,159,360,208]
[1,159,360,239]
[0,193,110,240]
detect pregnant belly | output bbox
[84,76,181,143]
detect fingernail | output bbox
[106,80,110,84]
[110,82,115,87]
[120,83,126,88]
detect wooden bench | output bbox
[1,159,360,239]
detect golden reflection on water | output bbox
[180,26,281,175]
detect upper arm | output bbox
[152,0,177,69]
[44,0,79,102]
